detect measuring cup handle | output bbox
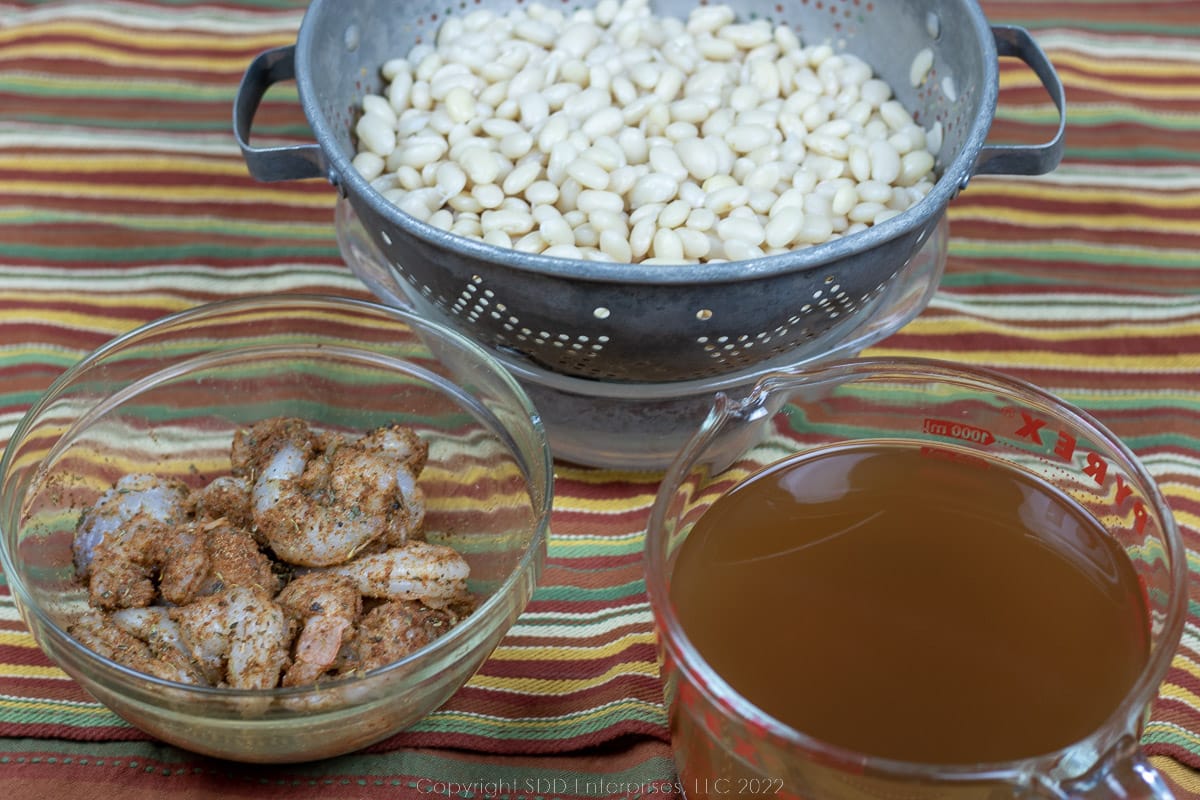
[973,24,1066,177]
[233,45,329,183]
[1049,740,1175,799]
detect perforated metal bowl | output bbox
[336,195,949,469]
[236,0,1063,383]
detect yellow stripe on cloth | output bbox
[864,348,1200,372]
[0,21,295,50]
[1150,756,1200,794]
[489,632,657,662]
[428,699,662,732]
[1001,67,1200,100]
[6,181,332,208]
[0,43,274,73]
[948,207,1200,236]
[466,661,659,696]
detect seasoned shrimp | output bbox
[69,609,204,684]
[73,474,188,577]
[158,518,279,605]
[85,515,170,610]
[326,541,471,609]
[276,572,362,687]
[171,586,292,690]
[347,600,468,672]
[110,606,209,685]
[188,475,254,533]
[357,423,428,547]
[249,419,427,567]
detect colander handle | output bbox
[233,45,329,183]
[973,25,1067,177]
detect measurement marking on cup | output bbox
[923,418,995,445]
[1008,409,1149,534]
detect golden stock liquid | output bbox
[670,442,1151,766]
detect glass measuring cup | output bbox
[645,357,1186,799]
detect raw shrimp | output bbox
[188,475,254,533]
[276,572,362,687]
[85,515,170,610]
[171,586,292,690]
[249,419,427,567]
[347,600,468,672]
[69,608,204,685]
[326,541,471,610]
[110,606,209,685]
[356,423,428,547]
[66,416,472,692]
[157,518,279,605]
[73,474,188,577]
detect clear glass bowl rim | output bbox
[0,293,554,702]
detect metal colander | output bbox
[235,0,1063,383]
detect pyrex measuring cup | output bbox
[645,357,1186,799]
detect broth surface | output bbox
[670,441,1150,764]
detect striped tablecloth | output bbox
[1,0,1198,797]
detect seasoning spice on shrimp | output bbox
[67,417,476,690]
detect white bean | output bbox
[472,183,505,208]
[898,150,936,187]
[499,131,534,160]
[868,140,901,185]
[724,124,772,153]
[722,238,763,261]
[355,114,396,157]
[705,184,749,214]
[909,48,934,88]
[649,145,689,183]
[797,214,834,243]
[764,211,804,248]
[658,199,692,229]
[855,179,893,205]
[676,137,718,181]
[458,146,500,184]
[352,152,385,181]
[716,215,765,247]
[540,215,576,247]
[502,160,542,195]
[599,229,634,262]
[582,106,625,140]
[589,209,628,237]
[525,180,560,206]
[686,207,717,231]
[435,162,468,199]
[566,158,611,190]
[629,216,656,259]
[483,229,513,248]
[653,227,685,261]
[513,232,547,253]
[677,227,711,259]
[630,202,666,226]
[848,201,886,223]
[848,144,871,183]
[543,243,584,258]
[630,172,679,206]
[831,183,857,216]
[398,137,449,169]
[879,99,914,132]
[358,0,938,264]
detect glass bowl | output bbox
[336,196,949,470]
[646,357,1185,798]
[0,295,553,763]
